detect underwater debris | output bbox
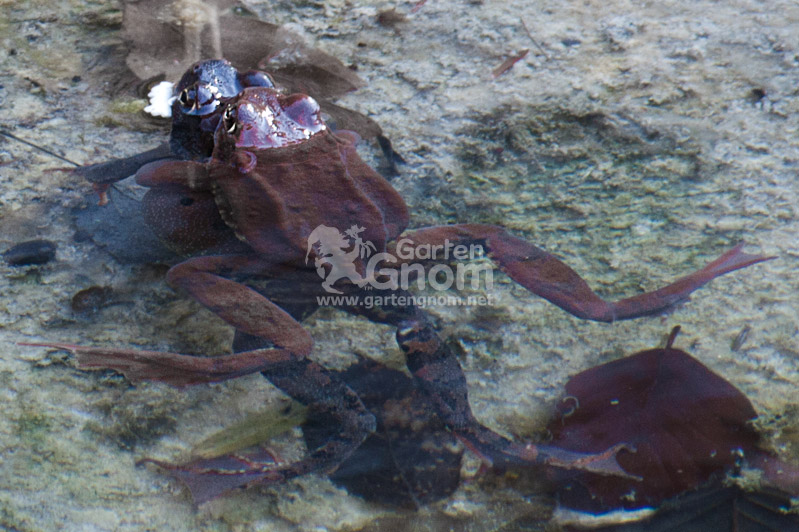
[3,239,57,266]
[410,0,428,14]
[548,327,799,528]
[122,0,363,99]
[376,8,408,29]
[558,485,799,532]
[70,286,114,314]
[491,49,529,79]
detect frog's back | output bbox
[210,131,408,265]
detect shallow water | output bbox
[1,0,797,530]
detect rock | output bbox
[3,240,57,266]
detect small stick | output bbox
[491,49,529,79]
[410,0,427,13]
[0,126,142,206]
[0,127,81,167]
[521,18,550,59]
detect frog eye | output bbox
[178,88,193,110]
[223,106,238,134]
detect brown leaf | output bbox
[123,0,364,99]
[548,330,760,513]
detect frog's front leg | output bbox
[73,144,175,190]
[26,254,375,503]
[391,224,772,322]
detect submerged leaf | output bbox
[192,402,307,460]
[123,0,363,100]
[548,330,760,513]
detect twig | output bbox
[491,49,529,79]
[0,126,131,206]
[0,127,81,166]
[521,18,549,59]
[410,0,427,14]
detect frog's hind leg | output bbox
[393,225,772,322]
[338,291,631,478]
[393,319,631,478]
[25,338,377,504]
[24,255,376,503]
[37,333,377,504]
[27,254,313,385]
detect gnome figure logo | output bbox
[305,225,377,294]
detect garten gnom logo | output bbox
[305,225,376,294]
[305,224,494,306]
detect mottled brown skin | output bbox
[29,85,773,504]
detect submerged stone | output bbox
[3,239,57,266]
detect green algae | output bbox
[0,496,41,532]
[109,99,149,115]
[13,409,51,439]
[86,387,186,449]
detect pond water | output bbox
[1,1,797,530]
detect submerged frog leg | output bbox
[394,318,633,477]
[73,144,175,186]
[392,225,773,322]
[341,289,633,478]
